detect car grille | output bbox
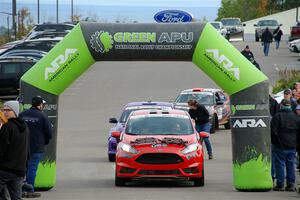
[138,169,180,175]
[135,153,184,164]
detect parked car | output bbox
[0,56,37,98]
[113,109,207,186]
[209,21,227,37]
[220,18,245,41]
[108,101,174,161]
[0,37,63,56]
[254,19,281,42]
[24,23,75,39]
[289,22,300,41]
[173,88,231,133]
[0,49,47,60]
[289,39,300,52]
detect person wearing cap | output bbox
[271,99,300,191]
[19,96,52,197]
[0,101,29,200]
[241,45,261,70]
[283,89,298,111]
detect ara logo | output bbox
[44,48,78,80]
[233,119,267,128]
[206,49,240,80]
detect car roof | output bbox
[0,56,37,63]
[179,88,222,94]
[131,109,187,116]
[125,101,173,108]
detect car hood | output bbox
[122,134,197,148]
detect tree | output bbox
[17,7,33,39]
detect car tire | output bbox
[224,121,230,129]
[108,154,115,162]
[210,114,218,133]
[193,170,204,187]
[115,174,128,186]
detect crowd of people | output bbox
[0,96,52,199]
[270,82,300,192]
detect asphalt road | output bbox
[41,41,300,199]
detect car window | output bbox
[2,63,20,74]
[221,19,241,26]
[125,116,194,135]
[217,92,227,102]
[22,63,34,73]
[211,23,220,29]
[175,92,214,105]
[257,20,278,26]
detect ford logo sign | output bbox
[154,10,193,23]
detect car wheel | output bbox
[224,121,230,129]
[193,169,204,187]
[115,174,128,186]
[108,154,115,162]
[210,115,218,133]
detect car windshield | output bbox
[12,40,60,52]
[175,92,214,105]
[125,115,194,135]
[211,23,220,29]
[257,20,278,26]
[34,24,74,31]
[119,106,172,123]
[221,19,241,26]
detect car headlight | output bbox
[119,143,138,154]
[181,143,199,154]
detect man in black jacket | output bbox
[0,101,29,200]
[271,99,300,191]
[273,26,283,49]
[261,27,273,56]
[241,45,261,70]
[19,96,52,196]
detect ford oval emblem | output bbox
[154,10,193,23]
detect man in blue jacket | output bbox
[19,96,52,197]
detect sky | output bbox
[2,0,221,7]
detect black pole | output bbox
[56,0,58,23]
[71,0,73,22]
[297,0,300,23]
[37,0,40,24]
[12,0,17,40]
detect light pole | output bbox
[71,0,73,22]
[0,12,14,40]
[37,0,40,24]
[12,0,17,39]
[56,0,59,23]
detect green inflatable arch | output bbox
[20,22,272,191]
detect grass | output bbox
[272,68,300,94]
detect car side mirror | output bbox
[199,131,209,142]
[111,131,121,139]
[243,23,246,27]
[279,24,283,26]
[109,118,118,124]
[254,24,257,27]
[216,101,223,105]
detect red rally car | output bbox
[112,109,208,187]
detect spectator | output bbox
[269,95,280,117]
[271,99,300,191]
[19,96,52,198]
[273,26,283,49]
[283,89,297,111]
[241,45,261,70]
[0,101,29,200]
[261,27,273,56]
[187,99,213,160]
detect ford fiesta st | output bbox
[108,101,174,161]
[113,109,207,186]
